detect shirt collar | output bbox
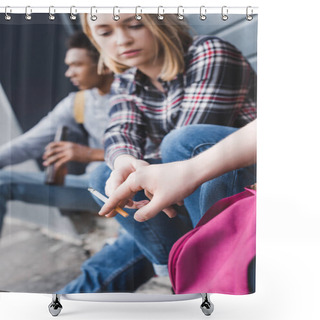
[120,67,180,94]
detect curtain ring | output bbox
[246,6,253,21]
[49,6,55,21]
[90,6,97,21]
[177,6,184,20]
[221,6,228,21]
[200,6,207,21]
[157,6,164,21]
[70,6,77,21]
[25,6,32,20]
[135,6,142,20]
[5,6,12,21]
[113,6,120,21]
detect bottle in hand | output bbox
[45,126,68,185]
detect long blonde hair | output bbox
[81,14,193,81]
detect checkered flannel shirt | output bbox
[104,36,257,167]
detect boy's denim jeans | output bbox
[0,170,100,236]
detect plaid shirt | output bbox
[104,36,257,167]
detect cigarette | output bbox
[88,187,129,218]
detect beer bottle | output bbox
[45,126,68,185]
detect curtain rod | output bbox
[0,6,258,15]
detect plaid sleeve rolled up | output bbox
[103,90,147,168]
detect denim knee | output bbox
[160,126,195,163]
[161,124,238,163]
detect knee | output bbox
[161,127,189,149]
[160,127,195,163]
[161,124,238,163]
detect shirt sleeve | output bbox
[175,37,257,128]
[103,90,147,168]
[0,93,82,168]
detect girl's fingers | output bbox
[118,198,132,209]
[103,173,143,214]
[144,190,153,201]
[124,199,134,208]
[162,206,178,218]
[105,171,126,196]
[99,186,134,215]
[125,200,149,209]
[133,195,172,222]
[105,210,118,218]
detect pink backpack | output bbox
[168,188,256,294]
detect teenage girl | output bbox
[83,13,256,274]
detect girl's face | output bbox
[87,14,159,72]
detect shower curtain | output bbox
[0,8,257,304]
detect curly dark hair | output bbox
[67,31,100,63]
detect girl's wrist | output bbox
[188,153,219,187]
[175,157,206,191]
[114,154,137,170]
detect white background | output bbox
[1,0,320,319]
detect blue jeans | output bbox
[0,170,100,236]
[57,230,155,293]
[61,124,255,293]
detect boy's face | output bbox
[64,48,105,90]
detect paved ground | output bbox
[0,215,172,294]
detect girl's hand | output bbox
[104,155,149,210]
[99,119,257,221]
[99,160,199,221]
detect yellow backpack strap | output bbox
[73,90,85,124]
